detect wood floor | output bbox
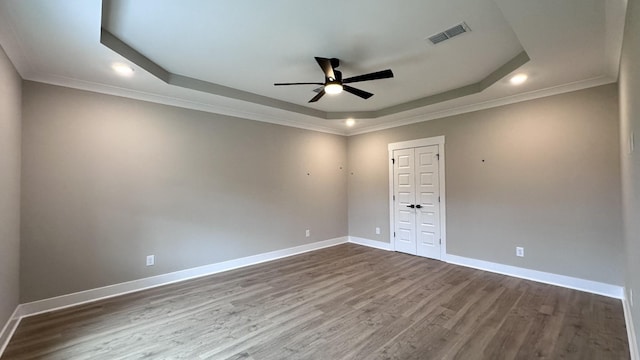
[2,244,630,359]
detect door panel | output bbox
[392,145,441,259]
[415,145,440,259]
[393,148,416,255]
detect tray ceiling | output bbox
[0,0,627,134]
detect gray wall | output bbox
[20,82,348,302]
[619,0,640,348]
[0,46,21,326]
[348,84,623,285]
[13,66,628,305]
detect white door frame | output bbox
[388,136,447,259]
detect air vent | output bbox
[427,22,471,45]
[428,33,449,45]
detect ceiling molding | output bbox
[25,73,348,136]
[100,1,530,121]
[23,71,615,139]
[604,0,628,79]
[0,3,34,79]
[347,75,616,136]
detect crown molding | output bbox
[347,75,616,136]
[25,73,348,136]
[25,72,616,138]
[604,0,628,80]
[0,2,34,78]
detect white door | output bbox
[414,146,441,258]
[392,145,441,259]
[393,148,417,255]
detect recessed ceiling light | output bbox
[112,63,134,76]
[510,73,528,85]
[345,118,355,127]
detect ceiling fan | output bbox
[274,57,394,103]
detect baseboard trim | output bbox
[0,307,21,357]
[623,294,639,360]
[349,238,623,299]
[3,238,633,358]
[348,236,392,251]
[444,254,624,299]
[345,240,637,357]
[16,236,348,319]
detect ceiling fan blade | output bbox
[309,89,326,103]
[312,86,324,93]
[343,69,394,84]
[274,82,324,86]
[343,85,374,99]
[315,57,336,80]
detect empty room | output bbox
[0,0,639,359]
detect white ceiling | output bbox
[0,0,628,135]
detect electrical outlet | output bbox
[516,247,524,257]
[629,132,635,154]
[146,255,155,266]
[305,229,310,237]
[375,227,381,235]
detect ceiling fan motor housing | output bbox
[328,70,342,83]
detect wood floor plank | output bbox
[1,244,630,360]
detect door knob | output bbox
[406,204,415,208]
[415,204,422,209]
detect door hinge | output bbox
[392,158,395,164]
[439,239,442,245]
[436,153,440,160]
[393,195,395,201]
[438,196,441,202]
[393,232,396,237]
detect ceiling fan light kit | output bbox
[324,83,343,94]
[274,57,394,103]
